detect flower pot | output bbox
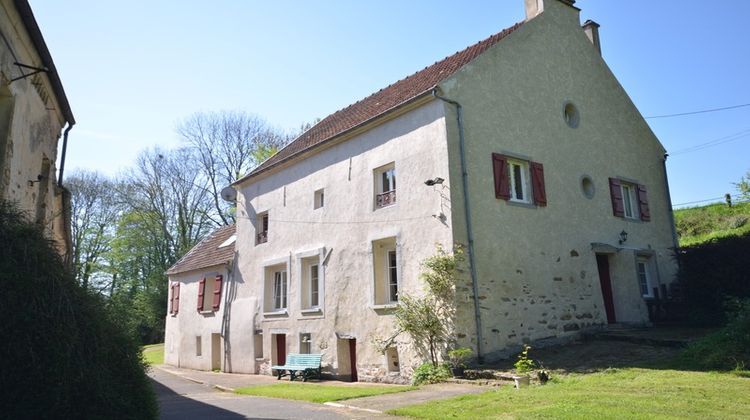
[512,375,530,389]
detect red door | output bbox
[348,339,357,382]
[596,254,617,323]
[276,334,286,366]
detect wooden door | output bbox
[596,254,616,323]
[348,339,357,382]
[276,334,286,366]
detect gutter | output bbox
[57,123,73,186]
[431,88,484,363]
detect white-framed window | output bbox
[375,163,396,209]
[256,212,269,244]
[387,250,398,303]
[273,270,288,310]
[310,264,320,307]
[637,258,653,297]
[373,236,398,306]
[621,183,639,219]
[300,333,312,354]
[508,158,531,203]
[314,189,325,209]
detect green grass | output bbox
[142,343,164,365]
[675,201,750,246]
[390,368,750,419]
[235,383,415,403]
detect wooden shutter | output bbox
[197,277,206,312]
[212,275,223,311]
[609,178,624,217]
[530,162,547,207]
[174,283,180,314]
[637,184,651,221]
[169,284,174,314]
[492,153,510,200]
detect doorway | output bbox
[211,333,221,371]
[596,254,616,323]
[272,334,286,366]
[336,337,358,382]
[348,339,357,382]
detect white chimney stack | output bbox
[582,20,601,55]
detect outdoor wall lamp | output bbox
[27,174,45,187]
[424,177,444,186]
[619,230,628,245]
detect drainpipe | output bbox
[431,88,484,363]
[661,153,680,253]
[57,122,74,186]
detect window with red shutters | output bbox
[212,275,223,311]
[169,284,174,314]
[174,283,180,314]
[530,162,547,207]
[197,277,206,312]
[637,184,650,221]
[492,153,510,200]
[609,178,625,217]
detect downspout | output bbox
[431,88,484,363]
[57,122,74,186]
[661,153,680,253]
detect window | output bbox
[256,212,269,244]
[609,178,650,221]
[636,258,654,297]
[314,189,325,209]
[196,336,202,356]
[375,164,396,208]
[273,270,288,310]
[492,153,546,206]
[310,264,320,307]
[563,101,580,128]
[169,282,180,315]
[300,333,312,354]
[373,236,398,306]
[387,251,398,303]
[196,274,223,313]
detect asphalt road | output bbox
[150,368,387,419]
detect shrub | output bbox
[514,344,536,374]
[447,347,473,368]
[412,362,451,385]
[0,201,157,419]
[677,298,750,371]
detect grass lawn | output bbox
[142,343,164,365]
[674,201,750,246]
[390,368,750,419]
[235,383,415,403]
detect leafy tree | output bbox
[736,169,750,200]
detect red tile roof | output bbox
[166,225,236,275]
[235,21,524,184]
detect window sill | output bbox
[506,200,536,209]
[199,310,216,316]
[371,303,398,310]
[301,308,322,314]
[263,310,288,317]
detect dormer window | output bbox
[375,164,396,209]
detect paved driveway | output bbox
[150,368,390,419]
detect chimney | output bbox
[582,20,601,55]
[525,0,578,21]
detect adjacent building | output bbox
[0,0,75,259]
[166,0,679,382]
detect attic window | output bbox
[563,101,580,128]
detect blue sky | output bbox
[31,0,750,207]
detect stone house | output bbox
[166,0,679,382]
[0,0,75,259]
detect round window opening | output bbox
[563,102,580,128]
[581,176,595,199]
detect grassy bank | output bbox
[674,201,750,246]
[142,343,164,365]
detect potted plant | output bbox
[447,347,473,378]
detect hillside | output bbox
[674,201,750,247]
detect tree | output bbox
[736,169,750,200]
[176,111,286,224]
[67,170,120,290]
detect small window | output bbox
[273,270,288,310]
[385,347,400,373]
[300,333,312,354]
[563,101,580,128]
[256,212,269,244]
[196,336,202,356]
[375,164,396,209]
[637,258,653,297]
[609,178,650,221]
[621,183,639,219]
[508,159,530,203]
[314,189,325,209]
[581,176,595,199]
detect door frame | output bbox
[596,253,617,323]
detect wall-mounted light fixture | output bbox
[27,174,45,187]
[618,230,628,245]
[424,177,444,186]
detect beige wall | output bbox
[0,0,70,257]
[236,100,453,382]
[438,0,678,360]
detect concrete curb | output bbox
[323,402,383,414]
[213,385,235,393]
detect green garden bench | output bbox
[271,353,323,381]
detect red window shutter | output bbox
[609,178,624,217]
[212,275,223,311]
[174,283,180,314]
[637,184,651,221]
[530,162,547,207]
[169,284,174,314]
[197,277,206,312]
[492,153,510,200]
